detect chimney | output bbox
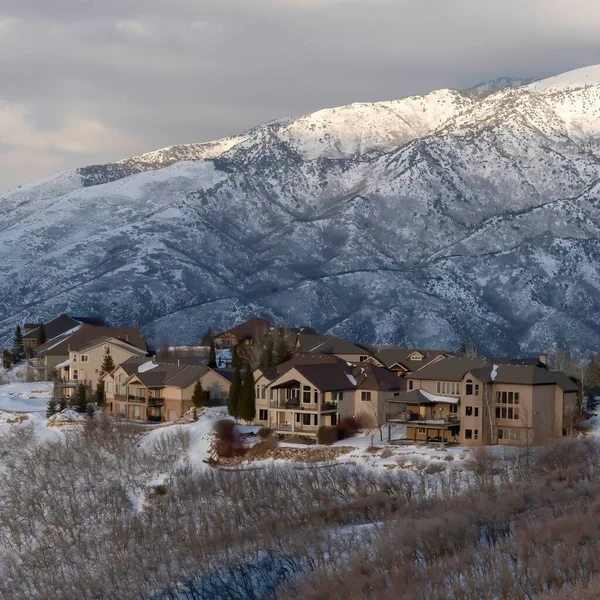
[539,353,548,366]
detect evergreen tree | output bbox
[38,322,47,345]
[274,337,293,365]
[74,382,87,414]
[208,339,217,369]
[99,347,115,377]
[191,379,205,409]
[260,337,275,370]
[238,365,256,422]
[86,403,95,419]
[2,350,11,370]
[12,325,24,360]
[46,397,57,419]
[95,381,105,406]
[200,327,214,347]
[192,406,198,421]
[227,364,242,420]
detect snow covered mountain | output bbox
[2,65,600,354]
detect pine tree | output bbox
[274,337,293,365]
[191,380,205,409]
[95,381,105,406]
[38,322,47,345]
[227,364,242,420]
[2,350,11,370]
[75,382,87,414]
[86,403,95,419]
[46,397,57,419]
[238,365,256,423]
[260,337,275,370]
[200,327,214,347]
[231,344,240,369]
[208,339,217,369]
[13,325,24,360]
[99,347,115,377]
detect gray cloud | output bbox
[0,0,599,192]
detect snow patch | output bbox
[138,361,158,373]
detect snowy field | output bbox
[0,381,53,412]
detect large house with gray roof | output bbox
[386,356,579,446]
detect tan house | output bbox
[34,324,147,377]
[103,358,232,422]
[260,358,404,438]
[214,317,274,348]
[386,357,578,446]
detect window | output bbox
[408,380,414,390]
[409,354,423,361]
[302,414,311,425]
[331,414,337,426]
[475,385,480,395]
[465,429,473,440]
[80,355,89,363]
[466,379,473,395]
[262,385,267,400]
[498,429,503,439]
[495,391,521,419]
[303,386,311,403]
[259,409,268,421]
[449,404,458,414]
[269,389,274,400]
[474,407,479,417]
[106,382,113,393]
[359,355,368,362]
[314,414,318,426]
[418,427,425,434]
[73,370,78,380]
[361,391,372,402]
[465,406,473,416]
[134,406,140,418]
[474,429,479,440]
[72,354,77,361]
[296,414,300,423]
[314,390,319,403]
[331,391,343,402]
[119,404,126,416]
[437,382,460,395]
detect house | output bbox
[366,348,449,377]
[56,336,148,398]
[261,357,404,437]
[292,334,371,363]
[214,317,274,348]
[23,314,106,352]
[102,358,232,422]
[385,357,578,446]
[34,324,147,378]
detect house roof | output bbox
[257,354,346,383]
[35,324,147,356]
[280,364,359,392]
[470,365,579,391]
[407,357,488,382]
[76,336,148,356]
[387,389,459,406]
[351,362,405,392]
[294,334,370,357]
[23,314,81,341]
[215,317,274,340]
[371,348,449,371]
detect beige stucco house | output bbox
[102,358,232,422]
[386,357,578,446]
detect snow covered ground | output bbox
[0,381,53,412]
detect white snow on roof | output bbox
[346,373,357,386]
[138,361,158,373]
[490,364,499,382]
[420,390,459,404]
[40,324,83,352]
[55,359,70,369]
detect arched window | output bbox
[466,379,473,396]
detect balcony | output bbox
[148,397,165,407]
[269,400,338,412]
[128,395,147,403]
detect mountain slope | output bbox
[2,65,600,354]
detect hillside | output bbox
[2,65,600,353]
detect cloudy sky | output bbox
[0,0,599,193]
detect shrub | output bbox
[213,419,246,458]
[380,448,394,459]
[257,427,272,440]
[337,416,362,439]
[317,426,338,445]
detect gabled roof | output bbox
[387,389,459,406]
[23,314,81,341]
[256,354,346,383]
[277,363,358,392]
[408,357,488,382]
[76,336,147,356]
[36,324,147,355]
[371,348,449,372]
[351,362,405,392]
[294,334,370,357]
[215,317,274,340]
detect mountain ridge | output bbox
[2,65,600,354]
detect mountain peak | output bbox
[527,64,600,93]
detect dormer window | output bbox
[409,353,423,361]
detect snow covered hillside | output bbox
[2,65,600,353]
